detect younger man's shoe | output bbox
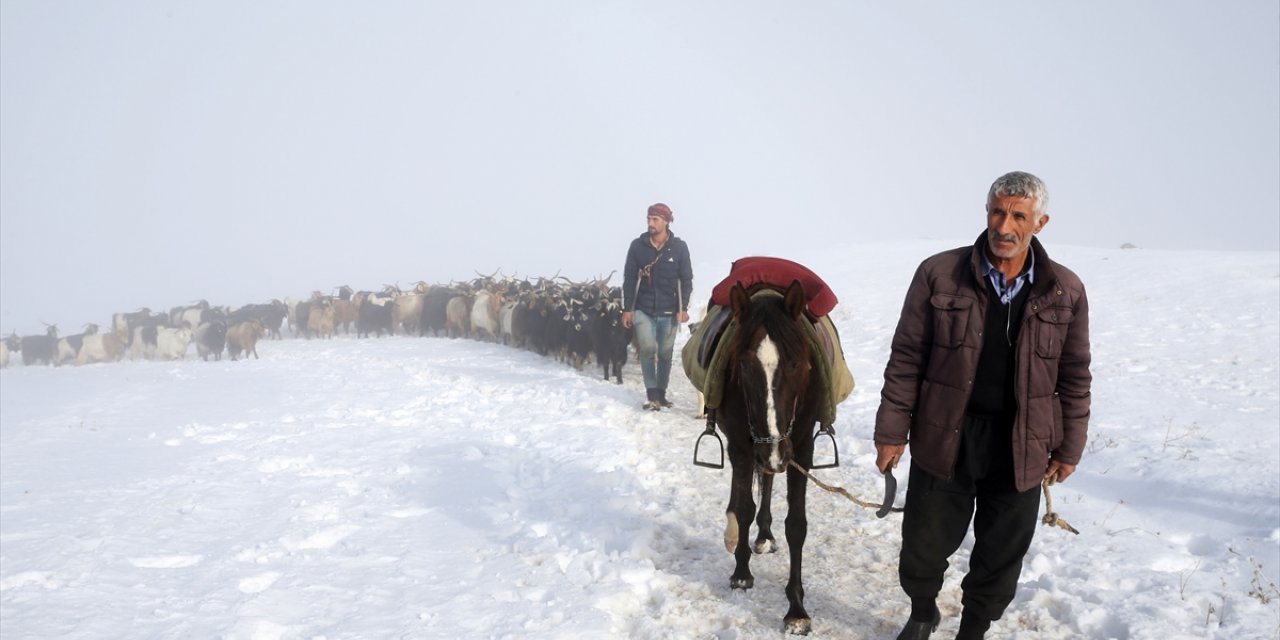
[657,391,674,408]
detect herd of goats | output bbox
[0,271,634,383]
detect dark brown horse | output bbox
[718,279,823,634]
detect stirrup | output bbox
[693,411,724,469]
[811,423,839,469]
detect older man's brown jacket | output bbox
[874,234,1091,492]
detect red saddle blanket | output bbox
[709,256,838,317]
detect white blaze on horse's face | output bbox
[756,335,785,472]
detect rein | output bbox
[787,460,899,512]
[791,460,1080,534]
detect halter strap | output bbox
[748,398,801,444]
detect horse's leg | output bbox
[754,472,778,553]
[725,456,757,590]
[782,441,813,634]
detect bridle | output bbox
[740,358,802,444]
[750,417,796,444]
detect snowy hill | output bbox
[2,240,1278,639]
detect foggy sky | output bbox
[2,1,1278,333]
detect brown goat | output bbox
[307,301,336,340]
[226,320,266,360]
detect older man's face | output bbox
[986,195,1049,260]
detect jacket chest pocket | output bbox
[930,294,973,348]
[1034,306,1073,358]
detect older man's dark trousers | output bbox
[899,414,1041,622]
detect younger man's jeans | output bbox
[631,309,678,392]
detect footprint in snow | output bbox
[237,571,282,594]
[386,507,433,518]
[279,524,360,552]
[129,555,203,569]
[0,571,56,591]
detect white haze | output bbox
[1,1,1279,334]
[2,240,1278,639]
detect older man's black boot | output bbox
[955,610,991,640]
[896,601,940,640]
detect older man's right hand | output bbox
[875,443,906,474]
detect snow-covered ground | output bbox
[2,240,1278,639]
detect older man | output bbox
[874,171,1091,639]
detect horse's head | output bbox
[727,279,812,475]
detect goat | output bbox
[226,319,266,360]
[307,299,336,340]
[152,327,192,361]
[0,333,13,368]
[228,303,282,339]
[284,297,301,335]
[392,292,425,335]
[126,312,170,356]
[112,308,151,336]
[55,323,99,366]
[20,324,59,366]
[332,286,358,335]
[77,328,130,365]
[512,293,549,354]
[173,300,212,329]
[593,297,630,384]
[357,292,396,338]
[470,289,504,342]
[445,295,473,339]
[194,321,227,361]
[419,288,457,337]
[498,300,519,346]
[565,302,594,371]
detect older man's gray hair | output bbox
[987,171,1049,219]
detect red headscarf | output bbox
[647,203,673,223]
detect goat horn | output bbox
[596,270,617,286]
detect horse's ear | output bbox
[729,282,751,321]
[784,279,807,319]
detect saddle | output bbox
[682,287,854,429]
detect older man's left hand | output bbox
[1045,460,1077,483]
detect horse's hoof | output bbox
[730,576,754,590]
[784,617,812,635]
[753,538,777,554]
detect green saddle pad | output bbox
[682,291,854,428]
